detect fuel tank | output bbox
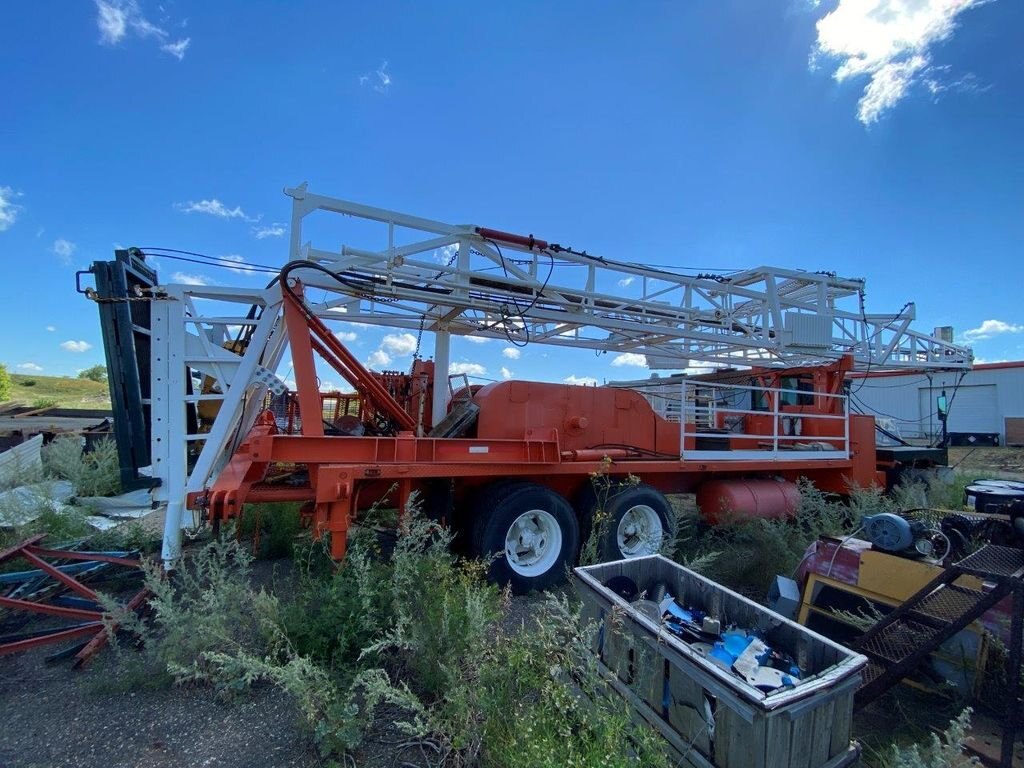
[697,478,800,525]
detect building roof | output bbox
[847,360,1024,379]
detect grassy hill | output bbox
[4,373,111,410]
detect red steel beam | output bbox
[0,595,103,622]
[26,547,141,569]
[0,622,104,657]
[282,282,416,432]
[0,533,46,563]
[74,586,151,667]
[18,549,100,602]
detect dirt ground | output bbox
[0,649,317,768]
[949,445,1024,480]
[0,557,546,768]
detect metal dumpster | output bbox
[574,555,866,768]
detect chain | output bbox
[83,286,172,303]
[414,316,426,359]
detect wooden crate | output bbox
[574,555,866,768]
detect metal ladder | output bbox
[854,544,1024,767]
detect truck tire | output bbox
[584,484,676,562]
[472,482,579,594]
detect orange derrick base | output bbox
[190,374,883,561]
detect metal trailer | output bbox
[82,186,973,594]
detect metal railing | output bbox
[622,381,686,423]
[680,379,849,461]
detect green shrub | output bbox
[0,483,95,553]
[278,530,390,678]
[78,364,108,383]
[19,379,36,387]
[108,536,273,692]
[238,502,303,559]
[125,503,673,766]
[886,708,979,767]
[43,435,121,497]
[31,397,60,410]
[0,363,10,401]
[682,479,854,597]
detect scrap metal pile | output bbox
[604,574,803,693]
[0,534,148,664]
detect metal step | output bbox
[860,620,939,664]
[956,545,1024,579]
[908,584,986,626]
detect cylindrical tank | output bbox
[964,484,1024,515]
[697,479,801,525]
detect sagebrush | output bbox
[126,505,673,766]
[43,435,120,497]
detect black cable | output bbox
[138,247,281,275]
[585,443,680,460]
[474,239,556,347]
[850,391,937,423]
[277,259,412,434]
[849,296,914,395]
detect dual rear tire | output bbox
[470,480,675,594]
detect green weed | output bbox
[43,435,121,497]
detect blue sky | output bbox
[1,0,1022,387]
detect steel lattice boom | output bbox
[284,184,971,372]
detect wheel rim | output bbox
[504,509,563,576]
[616,504,664,558]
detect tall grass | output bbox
[120,506,672,766]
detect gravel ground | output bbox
[0,550,535,768]
[0,647,318,768]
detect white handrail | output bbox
[680,379,850,462]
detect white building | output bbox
[850,361,1024,446]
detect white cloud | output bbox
[160,37,190,60]
[813,0,986,125]
[253,223,286,239]
[381,333,418,356]
[961,319,1024,343]
[61,340,93,353]
[220,254,258,274]
[96,0,130,43]
[564,374,598,386]
[46,325,56,332]
[367,349,392,369]
[0,186,22,231]
[361,60,392,93]
[175,199,251,220]
[450,362,486,377]
[502,347,521,360]
[17,362,43,372]
[500,366,513,380]
[434,243,458,264]
[464,335,489,344]
[617,276,635,288]
[52,238,76,265]
[335,330,358,343]
[171,271,208,286]
[94,0,189,59]
[611,352,648,368]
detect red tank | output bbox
[697,479,801,525]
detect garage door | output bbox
[918,384,998,434]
